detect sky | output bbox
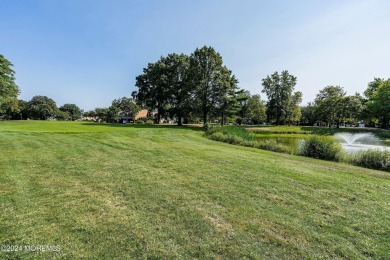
[1,0,389,111]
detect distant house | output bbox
[119,109,151,123]
[82,116,97,121]
[135,109,149,120]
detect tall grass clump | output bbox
[298,135,342,161]
[349,149,390,171]
[206,126,255,141]
[206,126,292,153]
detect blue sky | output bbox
[1,0,389,111]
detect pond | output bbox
[255,133,390,154]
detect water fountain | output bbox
[335,132,390,152]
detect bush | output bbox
[206,126,292,154]
[145,119,154,125]
[135,119,145,124]
[350,150,390,171]
[298,136,341,161]
[203,123,212,131]
[206,126,255,141]
[255,139,292,153]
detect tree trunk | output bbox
[157,108,161,124]
[177,111,182,126]
[221,112,224,126]
[203,110,207,126]
[382,116,388,129]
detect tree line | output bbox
[1,50,390,128]
[301,79,390,128]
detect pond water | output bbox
[335,133,390,153]
[256,133,390,154]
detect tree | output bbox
[135,54,192,125]
[286,91,302,125]
[364,78,384,100]
[261,71,297,125]
[163,53,193,126]
[235,90,251,123]
[365,79,390,128]
[83,110,96,117]
[0,54,20,115]
[94,107,109,122]
[59,103,83,121]
[0,98,19,119]
[56,110,69,121]
[135,60,171,124]
[314,86,345,127]
[300,102,316,126]
[190,46,237,125]
[363,78,388,127]
[314,86,362,128]
[213,78,240,126]
[336,95,362,126]
[27,96,59,120]
[247,94,266,124]
[109,97,140,122]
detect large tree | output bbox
[109,97,140,122]
[0,54,20,115]
[364,78,384,100]
[27,95,59,120]
[286,91,303,125]
[59,103,83,121]
[135,54,192,125]
[94,107,109,122]
[314,86,345,127]
[247,94,266,124]
[300,102,316,126]
[365,79,390,128]
[261,71,297,125]
[135,60,171,124]
[335,95,362,126]
[314,86,362,128]
[190,46,237,125]
[235,89,251,122]
[213,77,240,126]
[160,53,192,126]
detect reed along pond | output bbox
[255,132,390,154]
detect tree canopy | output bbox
[314,86,362,128]
[190,46,238,125]
[365,79,390,128]
[59,103,83,121]
[261,71,298,125]
[134,46,238,126]
[27,95,59,120]
[247,94,266,124]
[0,54,20,115]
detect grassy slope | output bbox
[0,121,389,259]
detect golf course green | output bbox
[0,121,389,259]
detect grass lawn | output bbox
[0,121,389,259]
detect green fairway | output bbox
[1,121,389,259]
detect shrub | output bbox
[145,119,154,125]
[203,123,211,131]
[255,139,292,153]
[350,150,390,171]
[206,126,292,153]
[135,119,145,124]
[298,136,341,161]
[206,126,255,141]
